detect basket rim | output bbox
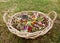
[7,11,53,34]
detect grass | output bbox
[0,0,60,43]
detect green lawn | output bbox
[0,0,60,43]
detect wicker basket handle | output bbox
[3,11,11,24]
[3,8,15,24]
[3,4,17,24]
[48,11,57,22]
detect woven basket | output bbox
[3,11,57,39]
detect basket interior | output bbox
[8,11,50,33]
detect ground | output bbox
[0,0,60,43]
